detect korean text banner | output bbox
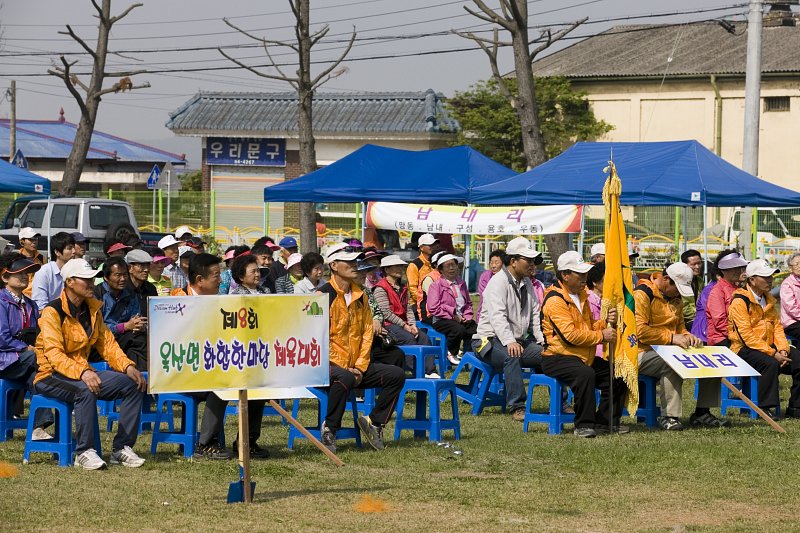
[652,345,760,379]
[148,295,330,394]
[366,202,582,235]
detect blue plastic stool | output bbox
[150,393,201,458]
[721,376,761,419]
[416,322,450,372]
[89,362,115,417]
[225,399,288,426]
[356,388,377,416]
[0,379,28,441]
[523,374,575,434]
[451,352,506,415]
[622,374,660,427]
[106,371,174,433]
[287,387,361,449]
[393,378,460,441]
[399,345,447,378]
[23,395,101,467]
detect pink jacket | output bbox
[780,274,800,328]
[706,278,738,345]
[427,276,473,321]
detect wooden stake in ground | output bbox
[238,390,252,503]
[268,399,344,467]
[721,377,785,433]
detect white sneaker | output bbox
[74,448,107,470]
[447,354,461,365]
[31,427,53,441]
[110,445,146,468]
[425,372,441,379]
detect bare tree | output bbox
[219,0,355,254]
[48,0,149,197]
[456,1,585,262]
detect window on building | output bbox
[764,96,790,112]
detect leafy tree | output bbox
[447,76,613,172]
[179,169,203,191]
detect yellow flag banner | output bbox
[601,161,639,415]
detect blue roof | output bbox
[0,119,186,164]
[263,144,515,203]
[471,140,800,207]
[0,159,50,194]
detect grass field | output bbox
[3,380,800,533]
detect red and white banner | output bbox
[366,202,583,235]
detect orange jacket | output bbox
[406,255,432,305]
[34,292,134,383]
[541,282,605,365]
[320,276,373,372]
[634,273,686,352]
[728,288,789,354]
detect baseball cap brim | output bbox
[4,258,41,275]
[326,251,364,264]
[718,254,748,269]
[569,263,593,274]
[380,256,407,268]
[749,266,779,277]
[674,280,694,298]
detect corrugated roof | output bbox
[166,90,460,135]
[532,22,800,79]
[0,119,186,163]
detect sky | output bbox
[0,0,750,167]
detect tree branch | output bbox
[90,0,103,17]
[48,56,88,115]
[452,29,511,47]
[309,24,330,47]
[218,47,298,85]
[310,28,356,88]
[222,18,299,52]
[103,69,147,77]
[530,18,586,60]
[110,3,143,25]
[59,25,97,59]
[261,42,296,86]
[94,80,150,99]
[468,0,513,32]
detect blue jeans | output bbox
[0,350,53,429]
[485,338,543,412]
[34,370,143,454]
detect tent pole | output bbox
[673,207,681,261]
[360,202,366,242]
[703,206,709,283]
[577,206,586,256]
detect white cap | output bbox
[18,227,40,240]
[590,242,606,256]
[434,253,464,267]
[718,253,748,270]
[506,237,540,259]
[178,245,195,258]
[125,249,153,264]
[174,225,192,239]
[746,259,779,278]
[158,235,181,250]
[666,262,695,298]
[286,252,303,270]
[380,255,407,268]
[418,233,439,246]
[556,251,593,274]
[60,258,101,279]
[325,242,365,264]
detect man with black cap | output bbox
[34,258,147,470]
[474,237,544,421]
[125,249,158,316]
[71,232,88,259]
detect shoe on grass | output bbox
[321,422,337,454]
[657,416,684,431]
[110,445,146,468]
[425,372,441,379]
[231,440,270,459]
[193,442,234,460]
[74,448,107,470]
[595,424,630,435]
[574,427,597,438]
[31,427,53,441]
[357,415,385,450]
[561,403,575,415]
[785,406,800,418]
[511,408,526,422]
[447,354,461,366]
[689,412,730,428]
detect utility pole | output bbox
[741,0,763,259]
[8,81,16,163]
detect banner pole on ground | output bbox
[268,400,345,467]
[721,378,785,433]
[238,390,252,503]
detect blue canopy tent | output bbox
[263,144,516,203]
[0,159,50,194]
[471,140,800,207]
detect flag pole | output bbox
[608,339,615,432]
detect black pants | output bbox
[432,318,477,355]
[370,342,406,369]
[784,322,800,343]
[189,391,267,446]
[737,346,800,409]
[541,355,625,429]
[115,331,148,371]
[325,363,405,433]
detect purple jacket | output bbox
[476,270,495,317]
[690,280,716,343]
[427,276,473,321]
[0,289,39,371]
